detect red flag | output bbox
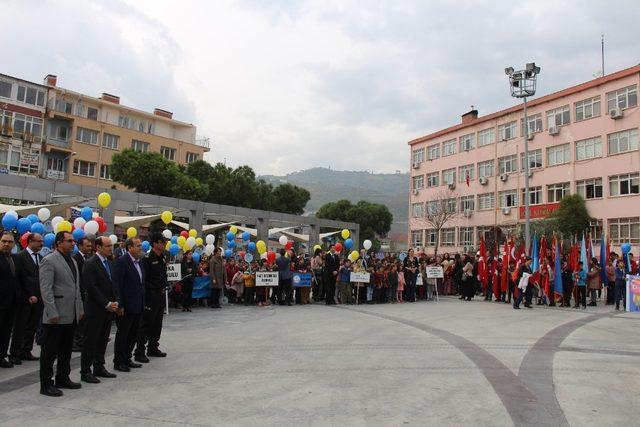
[501,240,509,293]
[479,238,488,293]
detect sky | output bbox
[2,0,639,175]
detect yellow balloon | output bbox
[195,237,203,246]
[313,244,322,252]
[56,220,72,233]
[229,225,238,234]
[97,192,111,208]
[341,229,350,239]
[126,227,137,238]
[177,236,186,247]
[350,250,359,260]
[165,241,171,251]
[161,211,173,225]
[183,242,192,251]
[188,229,197,238]
[256,240,267,254]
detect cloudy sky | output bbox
[2,0,638,175]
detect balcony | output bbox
[46,135,71,149]
[195,136,210,151]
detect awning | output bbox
[170,220,189,230]
[0,201,79,218]
[202,221,238,234]
[114,214,161,229]
[280,229,309,243]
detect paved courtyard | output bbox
[0,297,638,426]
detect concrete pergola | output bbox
[0,175,359,252]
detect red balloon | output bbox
[95,217,107,233]
[266,251,276,263]
[180,230,189,238]
[237,251,245,259]
[334,242,343,252]
[20,232,30,248]
[285,241,293,250]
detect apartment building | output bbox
[408,64,640,254]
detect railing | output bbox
[195,136,210,150]
[45,135,71,148]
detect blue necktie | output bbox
[103,259,111,280]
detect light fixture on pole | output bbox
[505,63,541,253]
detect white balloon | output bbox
[37,208,51,222]
[205,234,215,245]
[260,252,267,260]
[51,216,63,228]
[73,217,86,230]
[5,210,18,219]
[204,244,215,256]
[162,229,172,239]
[363,239,372,250]
[186,236,196,247]
[278,235,288,246]
[92,212,99,219]
[109,234,118,245]
[84,220,99,235]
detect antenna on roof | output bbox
[601,34,605,77]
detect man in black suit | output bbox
[80,236,119,384]
[9,233,43,365]
[72,237,93,352]
[323,245,340,305]
[0,231,19,368]
[112,237,145,372]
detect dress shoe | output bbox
[55,378,82,389]
[114,364,131,372]
[20,353,39,361]
[147,349,167,358]
[134,354,150,363]
[126,360,142,368]
[93,368,117,378]
[8,356,22,365]
[81,373,101,384]
[0,358,14,368]
[40,384,63,397]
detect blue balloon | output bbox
[169,243,180,256]
[44,233,55,248]
[621,243,631,254]
[80,206,93,221]
[227,240,235,249]
[17,217,32,234]
[30,222,45,235]
[344,238,353,250]
[224,249,232,258]
[2,214,18,230]
[226,231,235,242]
[192,252,201,263]
[141,240,151,251]
[242,231,250,241]
[72,228,85,241]
[247,241,256,252]
[72,245,79,255]
[171,236,178,244]
[27,214,39,224]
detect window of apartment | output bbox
[609,173,639,196]
[546,105,571,128]
[442,139,456,156]
[427,144,440,160]
[459,133,475,151]
[412,202,424,218]
[75,103,86,118]
[442,168,456,185]
[444,198,457,213]
[478,128,494,146]
[607,128,638,155]
[547,182,570,203]
[459,227,474,247]
[478,193,495,210]
[426,201,438,216]
[575,137,602,161]
[589,220,603,241]
[47,157,65,172]
[499,190,518,208]
[87,107,98,121]
[131,139,150,153]
[460,195,474,212]
[520,149,543,171]
[16,85,45,107]
[161,146,176,161]
[102,133,119,150]
[609,217,640,245]
[499,155,517,174]
[575,96,601,121]
[458,164,475,183]
[607,85,638,112]
[72,160,96,177]
[99,164,112,180]
[412,175,424,190]
[426,230,437,247]
[426,172,439,187]
[576,178,603,199]
[521,113,543,135]
[477,160,494,178]
[76,127,99,145]
[498,121,516,141]
[521,186,542,206]
[186,152,199,163]
[12,113,42,137]
[56,100,73,114]
[411,230,424,247]
[547,144,570,166]
[441,228,455,246]
[412,148,425,164]
[0,80,11,98]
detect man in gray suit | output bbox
[39,231,85,397]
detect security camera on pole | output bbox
[505,63,541,253]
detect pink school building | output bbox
[408,64,640,255]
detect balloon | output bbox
[95,217,107,233]
[256,240,266,254]
[242,231,250,241]
[85,233,96,241]
[72,245,79,255]
[180,230,189,238]
[227,240,236,249]
[27,214,39,224]
[226,231,235,242]
[165,241,172,251]
[57,220,73,233]
[344,238,353,250]
[334,242,343,252]
[84,220,99,235]
[195,237,203,246]
[350,250,359,260]
[141,240,151,251]
[363,239,372,250]
[224,249,233,258]
[161,211,173,225]
[244,253,253,263]
[186,236,196,248]
[44,233,55,248]
[177,236,186,247]
[247,242,256,252]
[20,232,30,248]
[205,234,215,245]
[162,229,172,239]
[237,251,245,259]
[72,228,85,241]
[169,243,180,256]
[97,192,111,208]
[313,244,322,253]
[17,218,32,234]
[73,217,86,230]
[341,229,350,239]
[109,234,118,245]
[285,241,293,250]
[188,229,197,238]
[170,236,178,244]
[192,252,201,263]
[260,252,267,260]
[205,244,215,255]
[229,225,238,234]
[4,210,18,220]
[51,216,63,229]
[80,207,93,221]
[37,208,51,222]
[279,235,288,246]
[126,227,137,238]
[621,243,631,254]
[2,214,17,230]
[92,212,99,219]
[30,222,45,235]
[266,251,276,263]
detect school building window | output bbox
[608,217,640,245]
[576,178,603,199]
[575,96,601,121]
[547,183,569,203]
[73,160,96,177]
[607,128,638,155]
[609,173,639,197]
[607,85,637,112]
[575,137,602,161]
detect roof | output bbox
[0,73,49,89]
[408,63,640,146]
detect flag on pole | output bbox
[501,240,509,294]
[580,234,588,275]
[600,233,608,285]
[479,237,488,293]
[465,171,470,187]
[531,235,539,273]
[554,238,563,298]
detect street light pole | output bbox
[522,96,530,254]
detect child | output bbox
[367,265,376,304]
[573,261,587,309]
[614,259,627,310]
[243,263,256,306]
[387,264,398,303]
[397,264,405,303]
[338,259,353,305]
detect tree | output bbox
[551,194,592,238]
[417,190,458,257]
[272,183,310,215]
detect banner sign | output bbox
[350,272,371,283]
[518,203,560,219]
[256,271,279,287]
[167,263,182,282]
[426,266,444,278]
[292,272,312,287]
[626,274,640,312]
[191,276,211,299]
